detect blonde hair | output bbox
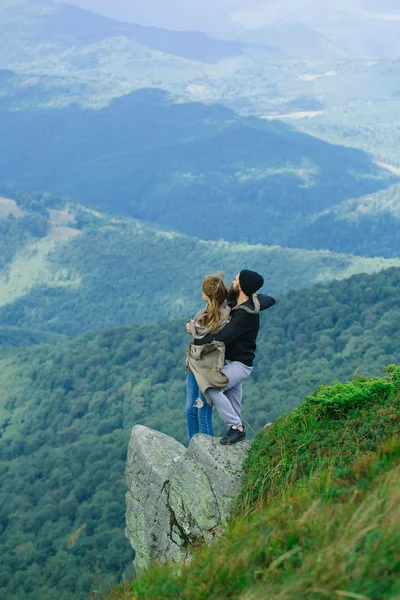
[202,272,228,332]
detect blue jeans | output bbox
[185,373,214,440]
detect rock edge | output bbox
[125,425,250,572]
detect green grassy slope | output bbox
[2,192,399,337]
[1,267,400,599]
[128,368,400,600]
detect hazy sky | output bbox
[53,0,400,32]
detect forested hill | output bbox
[0,327,63,347]
[1,266,400,599]
[0,86,397,253]
[2,192,399,339]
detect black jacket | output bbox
[194,293,276,367]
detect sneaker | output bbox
[220,426,246,446]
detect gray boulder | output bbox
[125,425,250,572]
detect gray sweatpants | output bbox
[207,360,252,428]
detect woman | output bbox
[185,273,230,440]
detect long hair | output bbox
[202,273,228,332]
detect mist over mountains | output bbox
[47,0,400,58]
[3,0,400,61]
[0,0,248,64]
[50,0,400,31]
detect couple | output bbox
[185,270,275,446]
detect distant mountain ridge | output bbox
[0,0,275,63]
[48,0,400,59]
[4,0,391,75]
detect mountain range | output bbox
[2,0,400,172]
[3,0,400,73]
[48,0,400,59]
[0,0,251,64]
[2,191,400,339]
[1,84,398,255]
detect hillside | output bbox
[0,68,96,110]
[1,192,400,337]
[0,326,63,346]
[1,267,400,599]
[127,368,400,600]
[0,88,397,253]
[283,184,400,258]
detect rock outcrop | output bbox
[125,425,250,572]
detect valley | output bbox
[1,193,399,338]
[1,1,400,598]
[1,267,400,598]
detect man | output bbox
[194,270,275,445]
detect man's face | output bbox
[232,273,241,292]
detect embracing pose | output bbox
[185,273,230,440]
[192,270,275,445]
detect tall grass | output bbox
[106,366,400,600]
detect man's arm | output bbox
[194,311,251,346]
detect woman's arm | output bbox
[186,308,206,338]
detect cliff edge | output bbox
[125,425,250,572]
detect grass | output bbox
[0,234,80,306]
[238,368,400,513]
[96,583,135,600]
[107,366,400,600]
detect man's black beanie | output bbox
[239,270,264,297]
